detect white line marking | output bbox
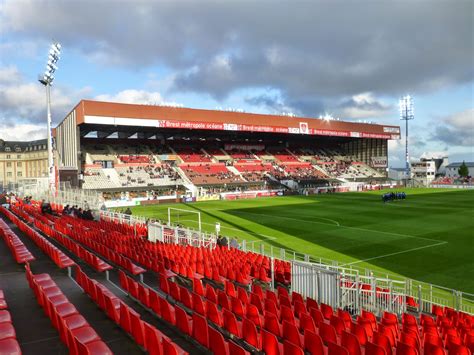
[341,241,448,266]
[232,211,341,226]
[179,219,277,241]
[231,210,441,243]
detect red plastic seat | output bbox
[350,322,368,346]
[299,312,316,333]
[331,315,347,335]
[246,303,263,328]
[307,297,319,311]
[0,322,16,340]
[264,312,281,337]
[447,344,470,355]
[162,336,182,355]
[231,297,245,318]
[396,342,417,355]
[265,298,279,317]
[0,310,12,323]
[310,307,325,327]
[304,329,325,355]
[372,331,392,355]
[261,328,282,355]
[192,293,206,316]
[76,340,113,355]
[130,311,146,347]
[282,320,303,347]
[366,342,386,355]
[223,308,241,337]
[242,317,259,348]
[341,330,361,355]
[208,325,228,355]
[192,312,208,347]
[179,286,192,309]
[0,338,21,355]
[321,303,334,320]
[175,305,192,336]
[143,322,163,355]
[218,290,231,310]
[424,343,445,355]
[319,322,338,345]
[159,297,176,325]
[284,340,305,355]
[328,341,350,355]
[228,340,248,355]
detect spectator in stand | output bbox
[220,235,228,248]
[230,237,239,249]
[62,204,70,215]
[124,207,132,215]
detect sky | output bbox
[0,0,472,167]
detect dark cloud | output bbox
[2,0,472,105]
[431,109,474,147]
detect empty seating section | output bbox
[1,206,74,269]
[0,290,22,354]
[174,147,212,163]
[0,218,35,264]
[180,164,244,185]
[5,201,473,355]
[75,267,187,354]
[24,264,112,354]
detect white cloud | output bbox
[95,89,182,107]
[0,64,91,125]
[0,123,46,141]
[432,108,474,147]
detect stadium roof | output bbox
[62,100,401,140]
[446,162,474,168]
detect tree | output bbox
[458,161,469,177]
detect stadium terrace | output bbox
[54,100,400,201]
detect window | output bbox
[17,162,22,167]
[15,147,21,152]
[6,172,12,177]
[6,162,11,167]
[17,154,21,159]
[17,172,22,177]
[5,147,11,152]
[6,154,10,159]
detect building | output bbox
[445,162,474,177]
[410,159,437,185]
[0,139,49,186]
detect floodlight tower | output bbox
[39,42,61,193]
[399,95,414,184]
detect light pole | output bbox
[399,95,414,186]
[39,42,61,193]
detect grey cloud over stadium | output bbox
[0,0,473,161]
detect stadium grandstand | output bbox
[53,100,400,203]
[0,195,472,355]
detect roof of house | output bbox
[0,139,47,153]
[446,162,474,168]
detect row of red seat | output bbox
[118,270,249,355]
[0,218,35,264]
[32,218,112,273]
[75,267,186,355]
[48,217,145,275]
[1,207,74,269]
[25,263,112,355]
[49,212,290,285]
[0,290,22,355]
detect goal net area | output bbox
[168,207,202,231]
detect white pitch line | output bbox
[178,219,277,241]
[231,210,442,243]
[232,210,341,227]
[341,241,448,266]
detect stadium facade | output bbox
[54,100,400,200]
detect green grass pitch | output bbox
[125,188,474,294]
